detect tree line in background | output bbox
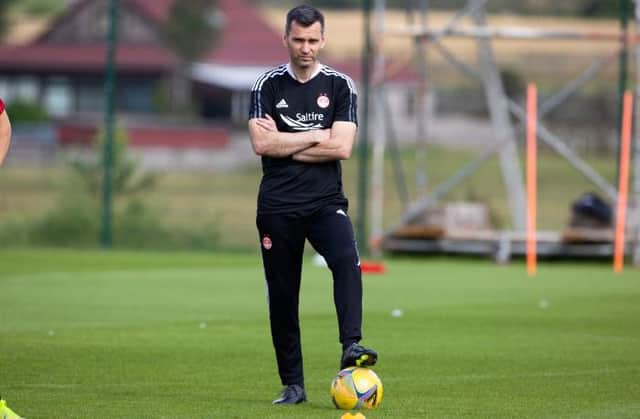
[257,0,622,18]
[0,0,625,26]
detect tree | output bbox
[0,0,17,41]
[162,0,221,113]
[69,125,156,200]
[580,0,620,18]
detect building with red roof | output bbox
[0,0,285,123]
[0,0,422,156]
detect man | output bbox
[248,4,377,405]
[0,98,11,165]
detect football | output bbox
[330,367,383,410]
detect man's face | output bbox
[284,20,325,70]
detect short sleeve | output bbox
[333,76,358,125]
[0,98,5,114]
[249,74,275,120]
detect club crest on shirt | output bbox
[317,93,330,109]
[262,235,272,250]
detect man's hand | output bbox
[255,115,330,144]
[292,121,356,163]
[248,114,329,158]
[254,114,278,133]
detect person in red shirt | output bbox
[0,98,11,165]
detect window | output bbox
[119,79,154,113]
[0,76,40,103]
[78,82,104,113]
[44,77,73,117]
[16,76,40,103]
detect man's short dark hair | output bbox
[285,4,325,35]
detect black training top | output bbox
[249,63,358,215]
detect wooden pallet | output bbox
[384,226,629,260]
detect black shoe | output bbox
[272,384,307,405]
[340,342,378,370]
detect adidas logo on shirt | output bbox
[276,99,289,109]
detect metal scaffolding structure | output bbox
[366,0,640,264]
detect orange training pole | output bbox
[526,84,537,277]
[613,90,633,273]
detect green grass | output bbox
[1,248,639,418]
[0,145,617,250]
[8,0,67,17]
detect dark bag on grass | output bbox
[569,192,612,228]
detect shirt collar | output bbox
[286,62,323,83]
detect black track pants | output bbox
[256,205,362,387]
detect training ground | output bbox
[1,249,639,418]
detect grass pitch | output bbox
[1,249,639,418]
